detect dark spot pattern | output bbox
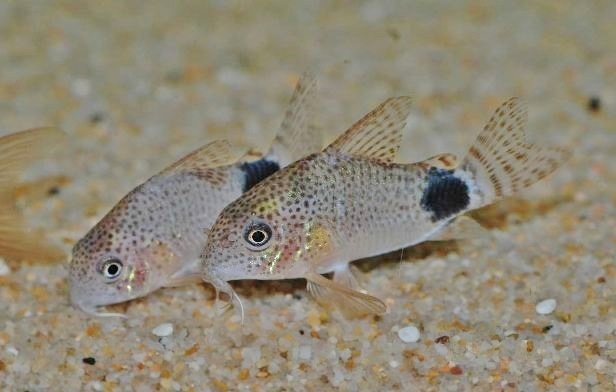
[588,96,601,112]
[202,151,429,280]
[239,159,280,192]
[82,357,96,365]
[420,167,469,222]
[69,168,245,307]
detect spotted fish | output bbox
[200,97,571,318]
[69,74,321,317]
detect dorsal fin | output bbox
[266,72,321,166]
[159,140,237,177]
[419,153,459,170]
[324,96,412,163]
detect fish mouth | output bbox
[70,292,128,318]
[72,301,128,318]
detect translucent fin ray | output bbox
[160,140,236,176]
[332,264,361,290]
[0,127,66,263]
[461,98,571,204]
[325,96,413,163]
[420,153,458,170]
[0,127,66,185]
[267,72,321,166]
[306,272,387,316]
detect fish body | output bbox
[69,74,321,316]
[70,162,244,304]
[0,127,65,263]
[200,97,570,316]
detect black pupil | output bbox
[245,223,272,247]
[107,263,119,276]
[251,230,266,244]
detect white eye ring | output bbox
[101,258,123,281]
[244,222,273,250]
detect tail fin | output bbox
[0,127,66,263]
[265,72,321,166]
[461,98,571,207]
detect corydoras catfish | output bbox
[200,97,570,318]
[0,127,65,263]
[69,74,320,317]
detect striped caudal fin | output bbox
[462,98,571,206]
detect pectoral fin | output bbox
[306,272,387,316]
[332,264,361,291]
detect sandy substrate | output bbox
[0,1,614,391]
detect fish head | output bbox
[202,161,331,281]
[68,194,179,315]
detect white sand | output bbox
[0,1,614,391]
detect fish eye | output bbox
[100,258,123,281]
[243,222,273,250]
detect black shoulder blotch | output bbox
[239,159,280,192]
[420,167,469,222]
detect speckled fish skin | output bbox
[201,97,571,316]
[69,74,320,317]
[70,163,244,315]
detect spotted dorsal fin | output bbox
[324,96,412,163]
[159,140,237,177]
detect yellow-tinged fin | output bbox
[0,207,66,263]
[462,98,571,204]
[428,215,487,241]
[419,153,459,170]
[158,139,237,182]
[0,127,66,185]
[0,127,66,263]
[306,271,387,316]
[12,175,70,204]
[267,72,321,166]
[324,96,413,163]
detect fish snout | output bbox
[69,286,127,318]
[69,283,91,312]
